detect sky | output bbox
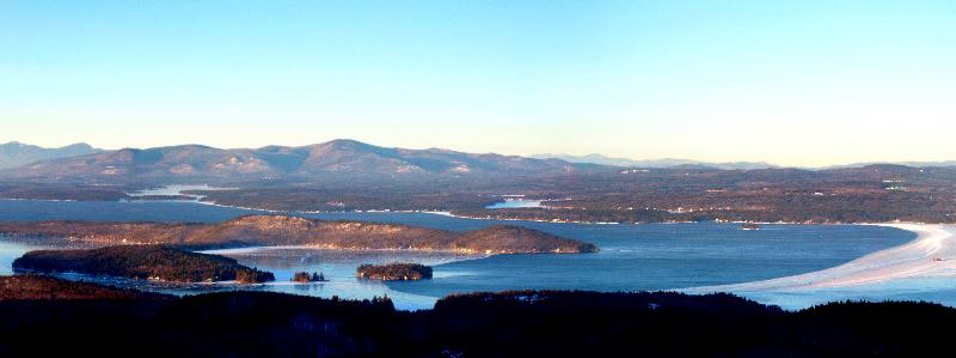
[1,1,954,167]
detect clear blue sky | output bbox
[1,0,953,166]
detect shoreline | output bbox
[4,195,951,227]
[685,223,956,294]
[134,199,949,227]
[199,245,492,258]
[4,198,944,309]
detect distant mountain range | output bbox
[0,142,101,170]
[0,139,586,183]
[3,140,954,184]
[822,161,956,170]
[531,153,779,170]
[532,153,956,170]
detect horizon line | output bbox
[2,139,951,170]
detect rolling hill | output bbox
[0,214,599,254]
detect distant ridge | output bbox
[822,161,956,170]
[3,140,952,184]
[534,153,956,170]
[531,153,778,170]
[0,142,101,170]
[0,139,595,183]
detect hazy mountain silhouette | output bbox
[2,139,589,182]
[0,142,101,170]
[531,153,778,170]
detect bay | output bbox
[0,200,914,309]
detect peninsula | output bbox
[0,215,598,254]
[13,245,275,283]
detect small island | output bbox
[292,271,326,283]
[357,263,433,281]
[13,245,275,283]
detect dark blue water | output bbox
[386,223,913,297]
[0,200,915,308]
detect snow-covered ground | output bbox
[126,184,235,200]
[485,199,543,209]
[686,224,956,309]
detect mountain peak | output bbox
[0,141,32,149]
[61,142,93,149]
[0,141,102,169]
[316,139,380,150]
[325,138,366,145]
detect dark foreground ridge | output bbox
[13,245,275,283]
[0,215,598,254]
[0,275,170,300]
[0,277,954,357]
